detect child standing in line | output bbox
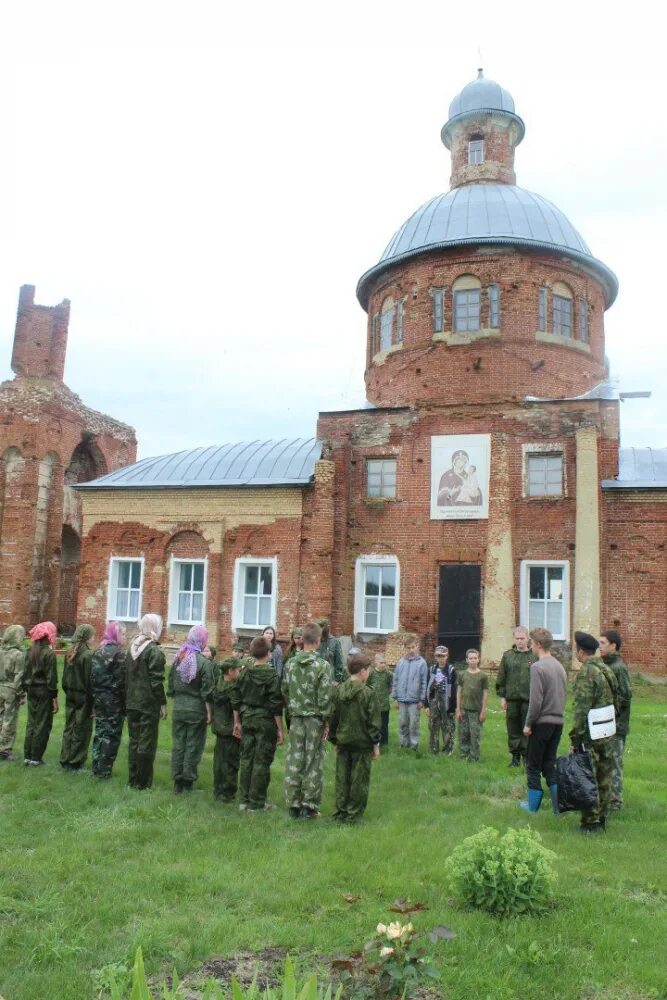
[329,653,381,823]
[168,625,213,793]
[456,649,489,761]
[368,652,393,748]
[232,635,284,812]
[210,656,241,802]
[426,645,457,755]
[391,636,428,750]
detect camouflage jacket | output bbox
[367,668,393,712]
[0,628,26,694]
[317,636,345,683]
[24,645,58,697]
[91,643,126,715]
[167,652,213,722]
[495,646,536,701]
[125,643,167,714]
[329,680,381,750]
[281,650,334,719]
[62,644,94,712]
[210,670,237,737]
[603,652,632,736]
[231,663,283,725]
[569,655,615,747]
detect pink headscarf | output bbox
[174,625,209,684]
[130,614,163,661]
[101,621,123,646]
[29,622,57,647]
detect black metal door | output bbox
[438,564,481,664]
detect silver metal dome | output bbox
[448,69,516,119]
[356,184,618,308]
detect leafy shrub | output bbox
[355,921,439,998]
[444,826,557,917]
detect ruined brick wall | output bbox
[364,248,607,408]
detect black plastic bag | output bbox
[556,751,598,812]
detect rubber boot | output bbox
[519,788,543,812]
[549,784,560,816]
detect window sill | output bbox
[356,628,397,637]
[364,496,397,508]
[535,331,591,353]
[168,620,206,627]
[372,343,403,364]
[432,329,501,345]
[522,494,566,501]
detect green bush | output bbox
[444,826,557,917]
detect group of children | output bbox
[0,617,492,823]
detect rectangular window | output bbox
[527,453,564,497]
[367,458,397,498]
[553,295,572,337]
[433,288,444,333]
[169,559,207,624]
[578,299,589,342]
[232,557,277,630]
[454,288,481,332]
[108,558,143,621]
[396,300,404,343]
[371,314,379,355]
[488,284,500,328]
[354,556,400,634]
[380,308,394,351]
[468,140,484,165]
[538,287,547,330]
[522,563,568,639]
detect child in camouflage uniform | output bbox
[456,649,489,761]
[168,625,213,793]
[0,625,26,761]
[426,645,457,755]
[232,636,284,812]
[23,622,59,766]
[282,621,334,819]
[368,652,393,747]
[90,621,127,778]
[60,624,95,772]
[329,653,381,823]
[210,656,241,802]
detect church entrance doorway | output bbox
[437,563,481,664]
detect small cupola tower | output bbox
[441,69,525,189]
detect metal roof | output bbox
[526,379,621,403]
[442,70,525,149]
[357,184,618,309]
[602,448,667,489]
[75,438,322,489]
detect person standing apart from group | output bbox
[125,614,167,790]
[392,635,428,751]
[599,629,632,812]
[425,645,457,755]
[496,626,536,767]
[456,649,488,762]
[90,621,127,779]
[23,622,59,766]
[520,627,567,814]
[168,625,213,793]
[60,624,95,772]
[0,625,26,761]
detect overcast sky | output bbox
[0,1,665,461]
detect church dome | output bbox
[356,183,618,308]
[442,69,525,149]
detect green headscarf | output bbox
[66,623,95,662]
[2,625,25,648]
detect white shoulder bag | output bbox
[587,704,616,740]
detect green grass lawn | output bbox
[1,683,666,1000]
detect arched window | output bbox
[552,282,573,338]
[453,275,482,332]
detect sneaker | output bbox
[24,758,32,766]
[288,806,301,819]
[300,806,320,820]
[31,759,45,767]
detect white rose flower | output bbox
[376,923,387,934]
[380,947,394,957]
[386,922,403,940]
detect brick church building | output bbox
[69,71,665,670]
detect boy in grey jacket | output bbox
[391,636,428,750]
[520,626,568,814]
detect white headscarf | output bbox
[130,613,163,661]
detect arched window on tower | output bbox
[453,275,482,332]
[379,296,396,351]
[468,133,485,165]
[552,282,573,338]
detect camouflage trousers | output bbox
[127,709,161,789]
[92,711,124,776]
[171,717,207,785]
[238,718,278,809]
[60,693,93,769]
[24,688,54,762]
[334,747,372,821]
[581,739,613,827]
[284,716,326,810]
[429,701,455,754]
[609,734,626,810]
[459,709,484,761]
[213,733,241,801]
[0,685,21,754]
[505,699,529,756]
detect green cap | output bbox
[221,656,241,673]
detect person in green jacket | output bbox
[282,621,334,819]
[367,651,393,747]
[570,631,617,833]
[126,614,167,790]
[329,652,381,823]
[23,621,59,765]
[316,617,345,684]
[210,656,241,801]
[599,629,632,812]
[496,627,537,767]
[168,624,213,793]
[60,624,95,771]
[232,635,284,812]
[91,621,128,778]
[0,625,26,761]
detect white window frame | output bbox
[107,556,145,623]
[232,556,278,632]
[367,458,397,499]
[520,560,570,641]
[453,287,481,332]
[526,452,564,498]
[468,139,484,164]
[553,294,572,337]
[354,555,400,635]
[168,557,208,626]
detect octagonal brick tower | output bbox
[357,70,618,407]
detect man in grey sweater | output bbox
[519,627,568,814]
